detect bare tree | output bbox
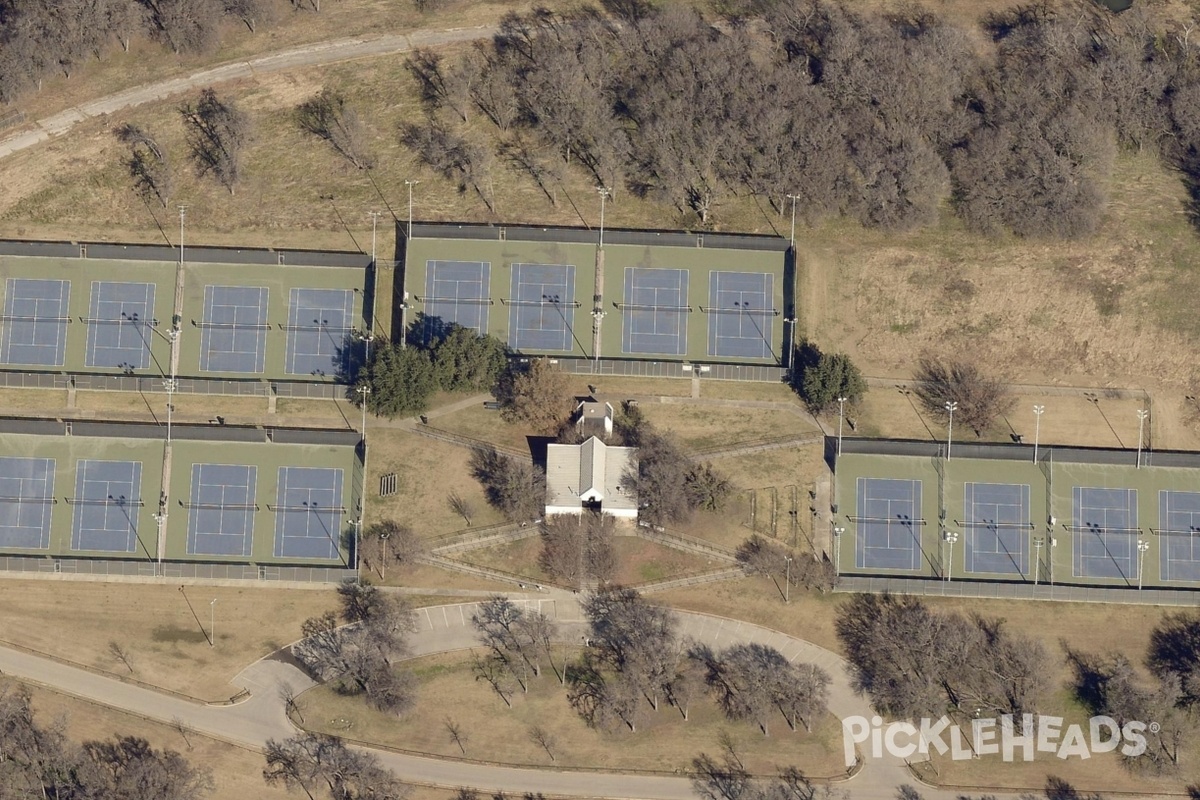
[472,652,516,707]
[444,717,468,754]
[147,0,223,54]
[493,358,575,434]
[470,447,546,523]
[362,520,424,581]
[528,725,557,762]
[539,514,616,588]
[291,584,418,715]
[180,88,250,194]
[171,715,195,750]
[115,123,173,209]
[913,356,1015,436]
[264,733,409,800]
[224,0,276,32]
[297,87,375,169]
[448,491,475,526]
[108,640,134,673]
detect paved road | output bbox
[0,598,947,800]
[0,26,498,161]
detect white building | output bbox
[544,436,638,519]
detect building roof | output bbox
[575,401,613,438]
[545,436,637,512]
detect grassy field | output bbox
[637,404,816,451]
[0,579,467,700]
[0,580,338,700]
[7,678,294,800]
[366,426,506,537]
[458,534,718,587]
[295,649,848,777]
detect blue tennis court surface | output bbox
[186,464,257,557]
[198,285,269,373]
[422,261,490,340]
[273,466,344,560]
[507,263,576,351]
[1,279,70,367]
[70,460,142,553]
[621,267,689,356]
[855,477,923,570]
[963,482,1030,575]
[0,457,55,549]
[285,288,354,376]
[1159,490,1200,582]
[1072,486,1138,580]
[706,271,775,359]
[85,281,155,370]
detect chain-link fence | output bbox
[0,554,355,583]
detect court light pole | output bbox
[178,205,186,266]
[597,186,611,249]
[356,385,371,444]
[209,598,216,647]
[163,378,177,444]
[153,511,167,576]
[1138,538,1150,590]
[944,401,958,461]
[1136,409,1150,468]
[1049,535,1057,585]
[350,516,362,578]
[832,526,844,576]
[1033,405,1045,463]
[785,193,800,249]
[1033,536,1043,585]
[404,180,419,241]
[784,555,792,603]
[943,529,958,582]
[837,396,848,455]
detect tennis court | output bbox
[620,267,689,356]
[0,457,55,549]
[1,278,70,367]
[272,466,344,560]
[284,288,354,376]
[962,482,1031,575]
[507,263,577,351]
[84,281,156,370]
[1158,490,1200,581]
[706,271,775,359]
[421,260,491,339]
[855,477,924,570]
[70,459,143,553]
[1072,486,1139,580]
[198,285,269,373]
[185,463,257,557]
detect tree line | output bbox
[0,684,212,799]
[468,590,830,737]
[837,594,1200,777]
[404,0,1200,237]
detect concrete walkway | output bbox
[0,26,498,161]
[0,600,947,800]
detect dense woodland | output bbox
[405,0,1200,236]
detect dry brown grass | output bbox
[431,403,535,453]
[5,678,293,800]
[295,649,848,777]
[637,404,815,451]
[854,387,1152,449]
[0,580,474,700]
[457,534,717,586]
[0,579,339,700]
[366,426,505,537]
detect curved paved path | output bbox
[0,25,498,161]
[0,597,949,800]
